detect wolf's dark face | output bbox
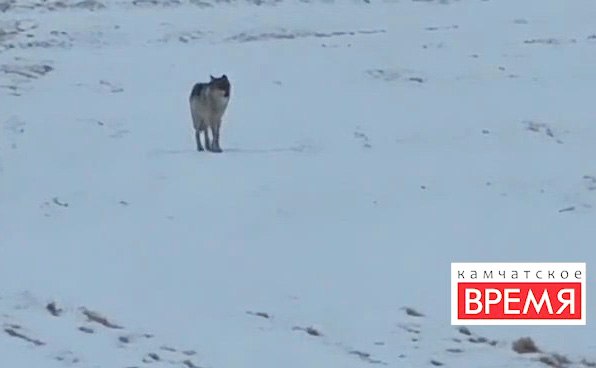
[210,74,231,98]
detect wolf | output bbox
[189,74,231,152]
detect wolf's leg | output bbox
[191,107,204,151]
[204,126,211,151]
[195,130,204,151]
[211,120,222,153]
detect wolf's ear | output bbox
[222,74,227,79]
[210,75,215,81]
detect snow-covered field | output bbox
[1,0,595,366]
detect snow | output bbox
[1,0,595,367]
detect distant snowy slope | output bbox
[1,0,595,367]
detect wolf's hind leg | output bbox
[211,120,222,153]
[191,110,204,151]
[195,130,204,151]
[204,127,211,151]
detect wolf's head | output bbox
[210,74,231,98]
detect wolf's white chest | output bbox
[213,95,230,110]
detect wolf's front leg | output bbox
[195,130,204,151]
[210,123,222,153]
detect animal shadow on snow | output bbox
[149,144,313,157]
[224,145,311,154]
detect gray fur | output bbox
[189,75,231,152]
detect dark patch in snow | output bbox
[0,22,73,51]
[99,79,123,93]
[321,41,352,48]
[119,335,131,343]
[132,0,181,7]
[512,337,541,354]
[52,197,69,207]
[226,28,385,43]
[421,42,444,49]
[292,325,322,336]
[524,38,576,45]
[558,206,575,213]
[398,323,421,334]
[457,326,471,336]
[522,120,564,144]
[1,63,53,78]
[189,0,212,6]
[467,334,498,346]
[0,62,53,95]
[54,351,80,364]
[78,326,94,334]
[367,69,398,81]
[81,307,124,329]
[72,0,105,9]
[303,326,322,336]
[366,68,425,83]
[354,127,372,148]
[46,302,63,316]
[4,326,45,346]
[425,24,458,31]
[141,352,162,363]
[155,30,204,44]
[538,353,572,368]
[446,348,464,353]
[583,175,596,191]
[0,1,12,11]
[348,350,387,365]
[402,307,424,317]
[246,310,271,319]
[183,359,201,368]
